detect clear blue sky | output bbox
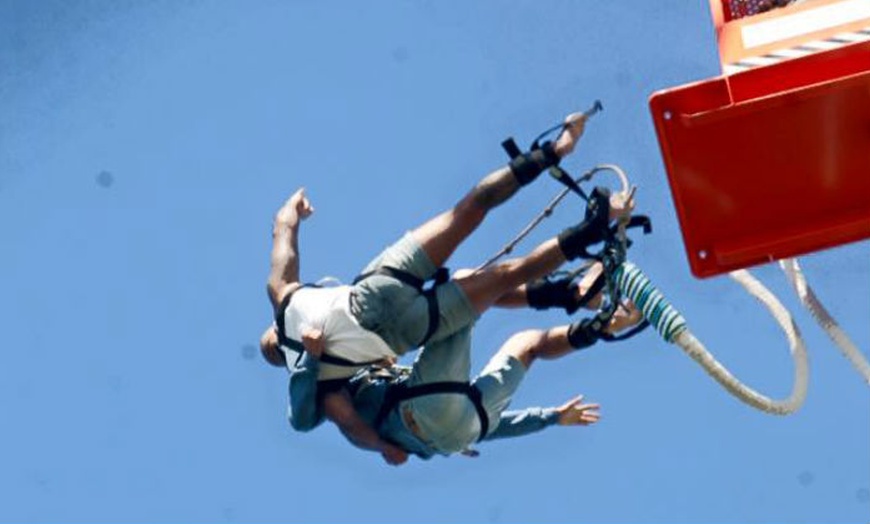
[2,1,868,522]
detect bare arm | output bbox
[322,390,409,466]
[267,188,314,310]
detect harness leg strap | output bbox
[353,265,448,348]
[419,288,441,347]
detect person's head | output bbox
[260,325,287,368]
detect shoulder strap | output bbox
[275,283,383,368]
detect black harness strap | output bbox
[353,266,450,347]
[600,320,651,342]
[353,266,426,289]
[421,288,440,348]
[373,381,490,442]
[569,270,608,314]
[275,284,385,368]
[275,291,303,365]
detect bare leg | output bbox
[495,327,574,370]
[455,238,568,314]
[410,111,588,269]
[485,303,644,369]
[490,262,605,310]
[411,166,520,269]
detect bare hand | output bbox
[603,300,643,335]
[608,190,635,222]
[553,112,587,158]
[556,395,601,426]
[381,444,409,466]
[301,328,325,359]
[275,188,314,227]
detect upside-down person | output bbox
[292,296,641,464]
[260,110,642,463]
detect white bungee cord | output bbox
[490,163,814,414]
[780,257,870,385]
[483,106,865,413]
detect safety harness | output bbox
[492,106,655,348]
[346,111,657,443]
[348,365,491,441]
[352,266,451,348]
[274,285,386,368]
[282,105,655,444]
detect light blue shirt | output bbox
[287,357,561,458]
[375,401,560,460]
[286,353,325,431]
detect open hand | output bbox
[556,395,601,426]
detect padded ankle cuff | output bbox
[558,222,603,260]
[526,277,575,311]
[568,317,605,349]
[509,141,560,186]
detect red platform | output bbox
[649,0,870,278]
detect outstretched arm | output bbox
[267,188,314,311]
[483,395,601,442]
[322,390,409,466]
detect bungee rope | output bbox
[780,258,870,385]
[615,262,809,415]
[482,105,812,414]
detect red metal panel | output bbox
[649,41,870,278]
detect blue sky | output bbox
[1,1,868,522]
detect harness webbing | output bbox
[353,266,428,289]
[373,381,490,442]
[275,286,385,368]
[353,266,450,347]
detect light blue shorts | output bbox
[349,232,479,355]
[400,326,527,454]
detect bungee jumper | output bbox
[259,105,648,464]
